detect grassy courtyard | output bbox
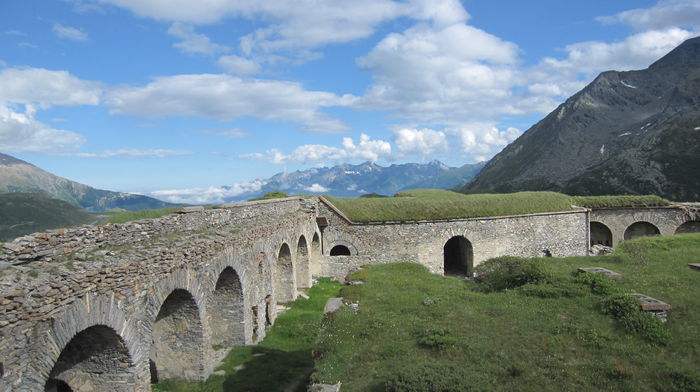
[312,234,700,391]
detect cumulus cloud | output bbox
[217,55,261,75]
[0,67,101,108]
[0,104,85,153]
[597,0,700,31]
[52,24,88,41]
[167,22,229,55]
[67,149,192,158]
[393,127,448,156]
[243,133,392,164]
[304,183,329,193]
[148,180,266,204]
[448,123,521,160]
[105,73,352,133]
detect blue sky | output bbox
[1,0,698,204]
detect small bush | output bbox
[656,370,700,392]
[385,361,490,392]
[598,295,669,344]
[417,327,457,350]
[474,256,551,292]
[575,272,621,296]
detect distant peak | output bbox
[0,153,32,167]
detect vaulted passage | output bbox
[208,267,245,347]
[590,221,613,246]
[675,221,700,234]
[45,325,134,392]
[296,236,311,289]
[275,243,296,302]
[624,221,660,241]
[330,245,351,256]
[151,289,204,382]
[443,236,473,277]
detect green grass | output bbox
[312,234,700,391]
[104,207,181,224]
[248,190,290,201]
[153,278,342,392]
[571,195,671,209]
[325,190,577,222]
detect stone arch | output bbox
[624,221,660,241]
[443,235,473,277]
[330,245,351,256]
[207,266,245,347]
[311,232,321,255]
[275,243,296,302]
[675,220,700,234]
[45,325,135,392]
[296,235,311,289]
[150,289,205,383]
[590,221,613,247]
[327,239,358,256]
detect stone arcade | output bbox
[1,197,698,391]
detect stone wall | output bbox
[315,199,590,277]
[0,197,322,392]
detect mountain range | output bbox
[461,36,700,201]
[0,153,176,212]
[224,160,485,200]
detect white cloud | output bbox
[149,180,266,204]
[243,133,392,164]
[356,19,520,124]
[167,22,229,55]
[597,0,700,31]
[68,149,192,158]
[0,104,85,153]
[0,67,101,108]
[52,24,88,41]
[217,55,261,75]
[202,128,246,138]
[393,127,448,156]
[105,73,352,133]
[448,123,521,158]
[304,183,329,193]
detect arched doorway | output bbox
[151,289,204,382]
[443,236,473,277]
[208,267,245,347]
[330,245,351,256]
[624,221,660,241]
[675,221,700,234]
[45,325,134,392]
[590,221,613,246]
[296,236,311,289]
[275,243,296,302]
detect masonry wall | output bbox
[0,197,322,392]
[316,200,590,278]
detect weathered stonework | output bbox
[0,196,698,391]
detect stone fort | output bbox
[1,196,698,391]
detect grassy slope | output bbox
[0,192,95,241]
[313,234,700,391]
[104,207,182,224]
[154,278,341,392]
[325,190,672,222]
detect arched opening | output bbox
[208,267,245,347]
[311,233,321,255]
[296,236,311,289]
[275,243,296,302]
[590,221,613,247]
[330,245,351,256]
[675,221,700,234]
[443,236,473,277]
[624,221,660,241]
[44,325,134,392]
[151,289,204,382]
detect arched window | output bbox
[624,221,660,241]
[590,221,613,246]
[275,243,296,302]
[330,245,351,256]
[208,267,245,347]
[296,236,311,288]
[675,221,700,234]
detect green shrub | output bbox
[385,361,490,392]
[656,370,700,392]
[417,327,457,350]
[598,295,669,344]
[575,272,621,296]
[248,190,289,201]
[474,256,551,292]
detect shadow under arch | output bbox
[443,235,473,277]
[624,221,660,241]
[208,266,245,347]
[590,221,613,247]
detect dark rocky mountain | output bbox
[461,36,700,201]
[226,160,483,200]
[0,152,177,212]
